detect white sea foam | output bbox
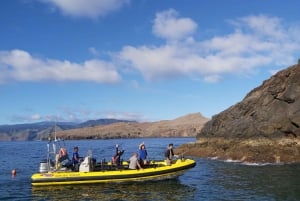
[224,159,241,163]
[207,156,285,166]
[241,161,284,166]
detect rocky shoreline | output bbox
[176,137,300,163]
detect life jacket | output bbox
[59,148,67,157]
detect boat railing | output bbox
[40,138,70,172]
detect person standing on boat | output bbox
[165,143,175,165]
[72,146,80,165]
[138,142,148,167]
[112,144,124,166]
[129,152,143,170]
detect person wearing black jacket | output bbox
[165,143,174,165]
[112,144,124,166]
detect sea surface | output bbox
[0,138,300,201]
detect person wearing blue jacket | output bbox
[138,142,148,167]
[72,146,80,165]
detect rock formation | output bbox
[176,62,300,163]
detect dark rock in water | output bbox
[177,63,300,163]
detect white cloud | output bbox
[103,111,147,122]
[0,49,121,83]
[233,15,285,39]
[57,105,148,122]
[120,44,207,81]
[119,12,300,83]
[152,9,197,41]
[31,113,42,120]
[3,11,300,85]
[10,112,79,123]
[40,0,130,19]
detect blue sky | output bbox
[0,0,300,125]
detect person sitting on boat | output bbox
[165,143,175,165]
[56,147,70,168]
[129,152,143,170]
[58,147,69,161]
[112,144,124,166]
[138,142,148,167]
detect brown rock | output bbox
[178,63,300,163]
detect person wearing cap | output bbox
[165,143,175,165]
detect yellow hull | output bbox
[31,159,196,186]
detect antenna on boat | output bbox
[52,120,57,157]
[54,120,57,142]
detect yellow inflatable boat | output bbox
[31,140,196,186]
[31,158,196,186]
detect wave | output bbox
[207,156,285,166]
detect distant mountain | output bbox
[56,113,209,140]
[0,119,136,141]
[0,113,209,141]
[78,119,134,128]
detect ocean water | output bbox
[0,138,300,201]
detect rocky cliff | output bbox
[176,63,300,163]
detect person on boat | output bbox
[59,147,67,157]
[72,146,80,165]
[138,142,148,167]
[129,152,143,170]
[112,144,124,166]
[57,147,70,168]
[165,143,175,165]
[58,147,69,162]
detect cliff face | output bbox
[201,63,300,139]
[177,63,300,163]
